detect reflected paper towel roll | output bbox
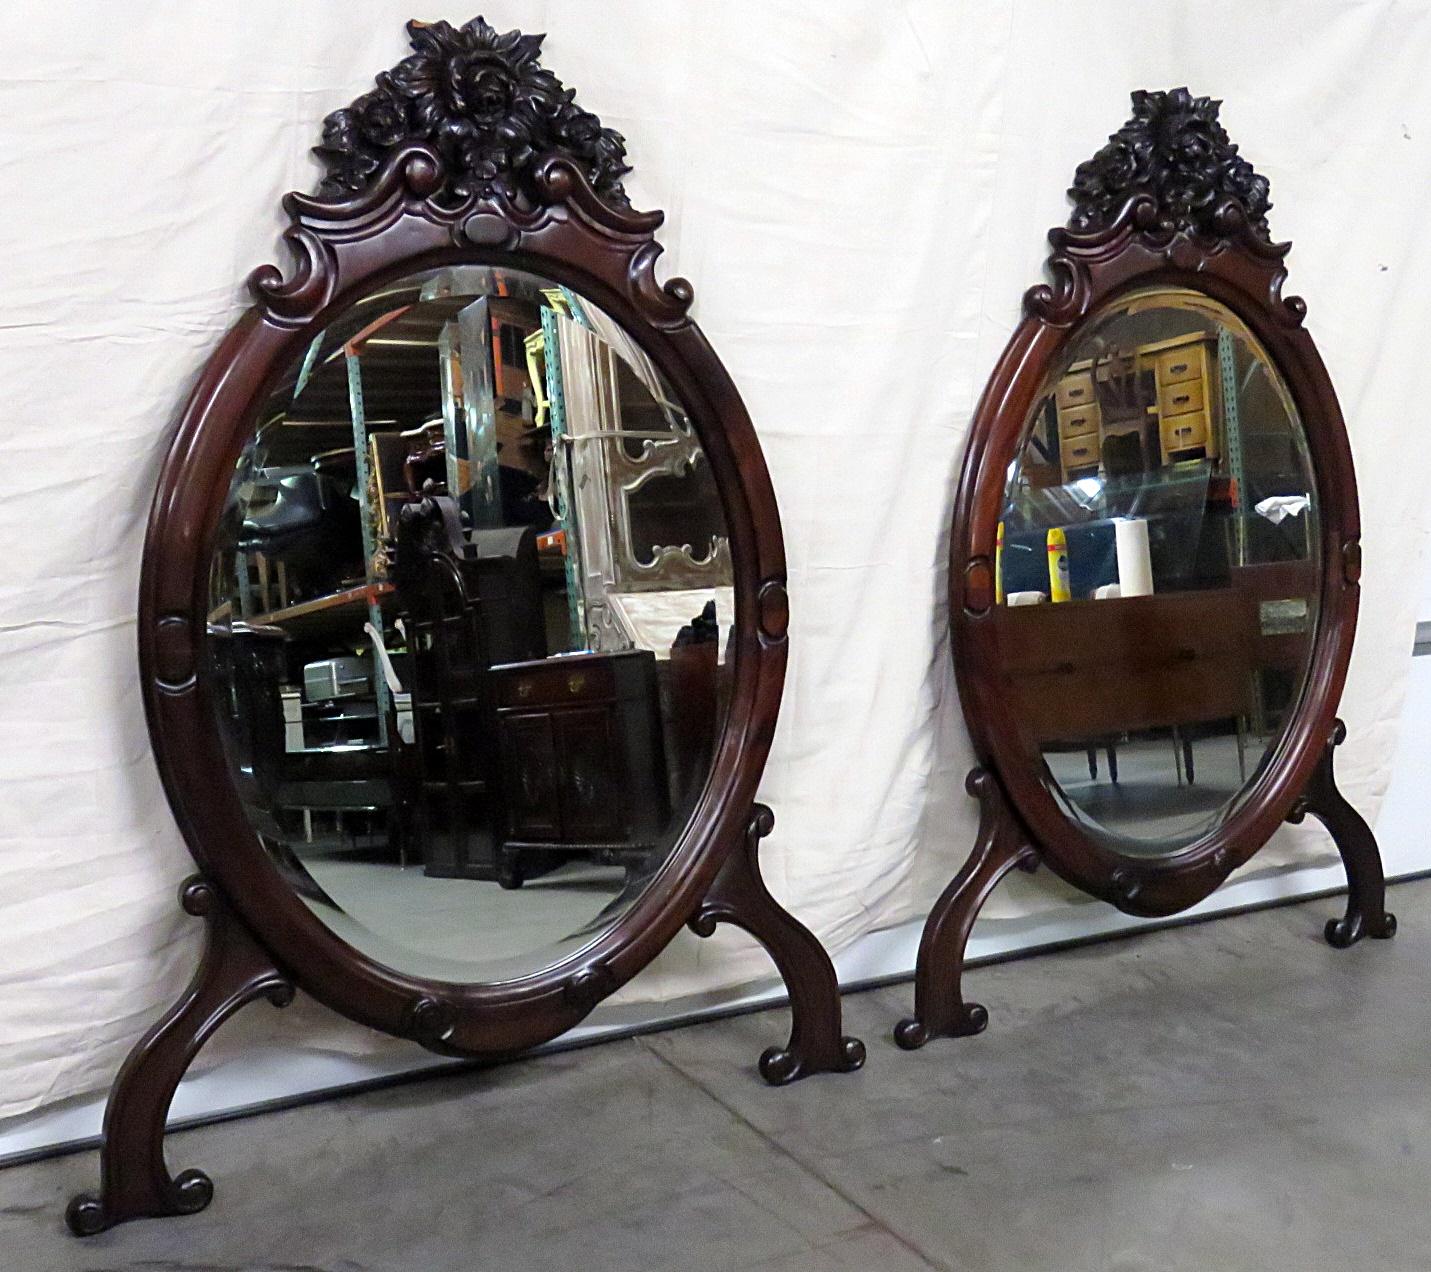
[1115,517,1153,597]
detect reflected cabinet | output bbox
[68,16,862,1238]
[897,88,1395,1050]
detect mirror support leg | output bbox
[1289,719,1397,949]
[66,876,294,1237]
[689,804,865,1085]
[896,768,1037,1050]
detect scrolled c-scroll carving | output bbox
[313,17,630,210]
[246,146,450,321]
[624,240,695,330]
[1023,247,1093,326]
[245,225,335,320]
[65,874,293,1234]
[688,803,863,1084]
[1068,87,1272,241]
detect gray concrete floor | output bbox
[5,878,1428,1272]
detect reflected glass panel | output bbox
[205,267,732,980]
[996,287,1319,855]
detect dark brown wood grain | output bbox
[899,89,1394,1049]
[955,197,1360,918]
[72,18,859,1237]
[140,141,788,1064]
[66,879,294,1236]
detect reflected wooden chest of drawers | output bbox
[1145,334,1219,464]
[489,648,671,887]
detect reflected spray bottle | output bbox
[1047,527,1071,603]
[995,520,1006,605]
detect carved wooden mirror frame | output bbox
[69,17,863,1238]
[896,89,1396,1051]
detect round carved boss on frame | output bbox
[952,88,1369,915]
[138,18,793,1059]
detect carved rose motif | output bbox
[314,16,630,207]
[354,89,408,149]
[1068,87,1272,240]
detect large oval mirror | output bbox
[996,286,1318,855]
[74,18,862,1240]
[205,265,732,981]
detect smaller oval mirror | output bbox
[995,287,1319,856]
[900,86,1393,1058]
[206,265,732,981]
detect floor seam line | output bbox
[637,1036,952,1272]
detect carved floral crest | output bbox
[1068,87,1272,240]
[314,16,631,207]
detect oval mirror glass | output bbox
[995,287,1319,856]
[205,266,731,980]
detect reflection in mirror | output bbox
[206,267,731,979]
[996,288,1318,855]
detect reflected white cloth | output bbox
[1255,495,1313,524]
[608,587,735,658]
[2,0,1430,1122]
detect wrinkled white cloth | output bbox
[1255,495,1312,524]
[2,0,1430,1123]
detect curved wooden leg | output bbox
[896,769,1036,1050]
[1288,719,1397,949]
[66,876,294,1237]
[689,804,865,1085]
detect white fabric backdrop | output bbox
[4,0,1431,1125]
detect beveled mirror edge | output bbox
[897,86,1393,1053]
[71,16,862,1240]
[142,136,777,1067]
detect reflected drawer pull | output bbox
[1067,387,1087,400]
[1070,446,1091,458]
[1172,393,1191,406]
[1068,416,1089,429]
[1170,362,1189,375]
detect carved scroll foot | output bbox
[1287,719,1397,951]
[689,804,864,1085]
[896,768,1036,1050]
[66,876,293,1237]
